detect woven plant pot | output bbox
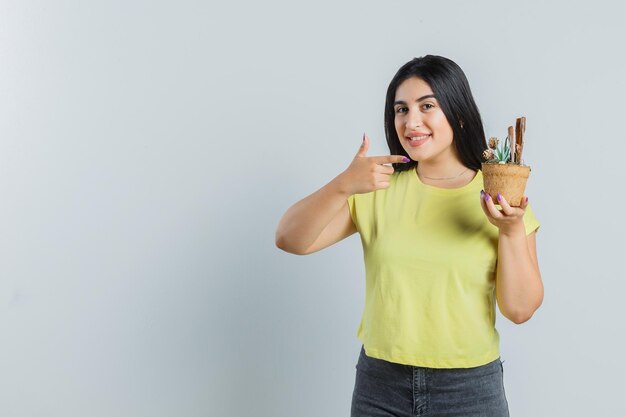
[481,162,531,207]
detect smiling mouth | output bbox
[406,134,431,146]
[407,134,431,142]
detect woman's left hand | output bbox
[480,191,528,236]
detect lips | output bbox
[406,134,431,147]
[407,131,431,138]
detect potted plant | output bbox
[481,116,531,207]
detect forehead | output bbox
[394,77,435,101]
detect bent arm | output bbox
[275,175,355,255]
[496,226,543,324]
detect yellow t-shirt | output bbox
[347,168,540,368]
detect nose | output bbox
[405,108,423,129]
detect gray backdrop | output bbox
[1,0,624,416]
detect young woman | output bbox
[275,55,543,417]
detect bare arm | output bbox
[480,192,543,324]
[495,227,543,324]
[275,175,355,255]
[275,133,410,255]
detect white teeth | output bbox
[409,135,430,141]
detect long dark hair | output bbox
[385,55,486,173]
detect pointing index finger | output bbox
[372,155,411,165]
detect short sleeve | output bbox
[523,203,540,235]
[347,194,358,232]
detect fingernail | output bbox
[480,190,485,197]
[362,132,365,142]
[402,157,410,162]
[497,193,502,202]
[485,193,491,201]
[525,197,529,203]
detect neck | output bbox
[416,161,469,180]
[414,164,477,189]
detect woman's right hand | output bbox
[338,133,411,196]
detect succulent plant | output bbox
[483,136,510,163]
[483,117,527,164]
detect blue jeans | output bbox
[351,345,510,417]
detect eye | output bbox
[422,103,434,110]
[395,107,407,114]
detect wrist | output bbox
[498,222,526,238]
[331,172,352,197]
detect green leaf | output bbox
[504,143,510,161]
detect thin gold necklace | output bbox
[417,167,470,180]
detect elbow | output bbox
[507,304,542,325]
[502,285,544,325]
[509,313,532,325]
[275,234,307,256]
[274,229,281,246]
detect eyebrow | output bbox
[393,94,436,106]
